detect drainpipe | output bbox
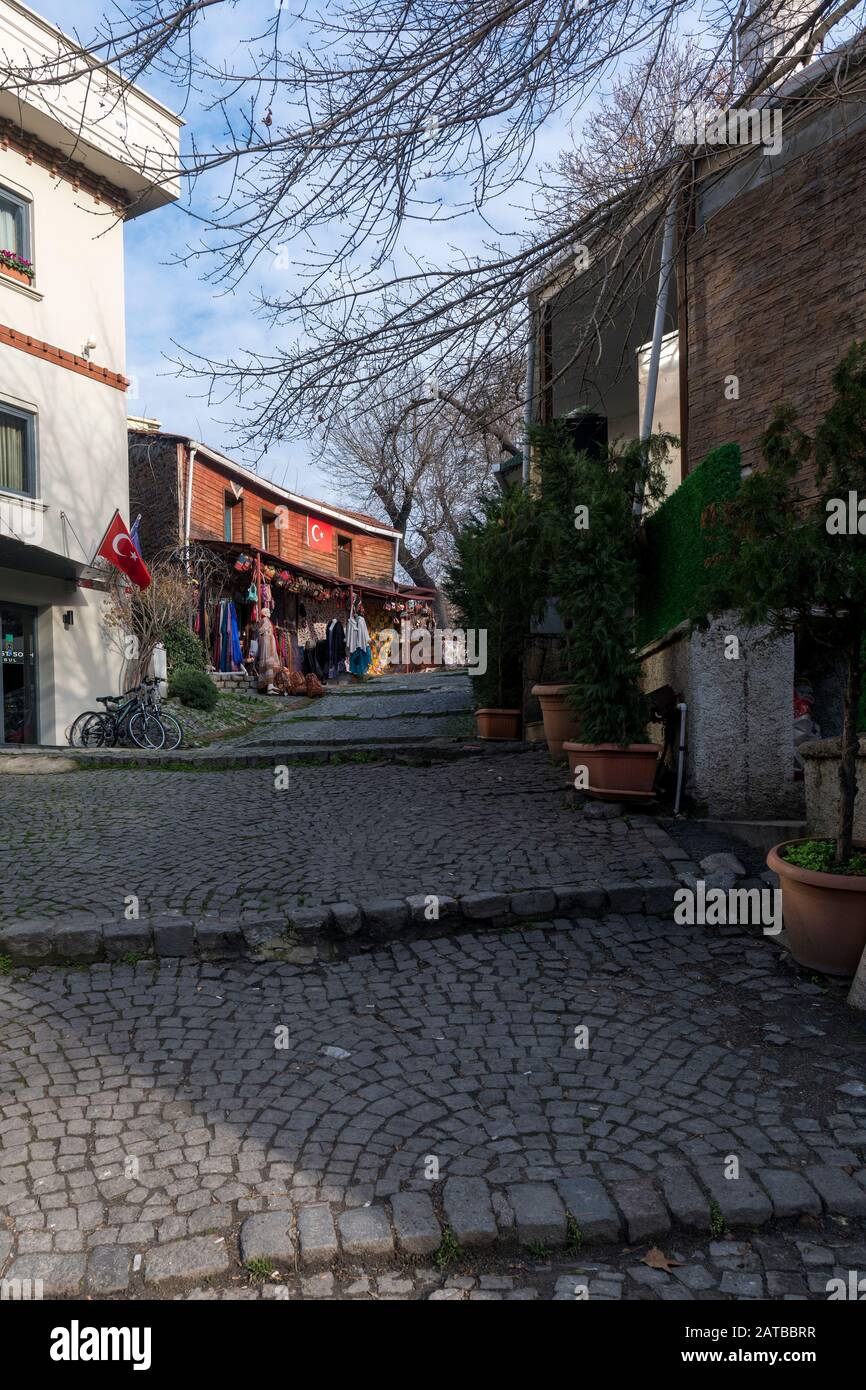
[523,304,536,487]
[183,443,197,561]
[674,700,688,816]
[633,176,682,525]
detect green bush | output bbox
[445,485,548,710]
[534,420,673,745]
[636,442,741,648]
[696,342,866,865]
[168,665,218,710]
[162,620,207,674]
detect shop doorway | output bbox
[0,603,37,743]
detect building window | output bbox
[261,512,277,552]
[0,187,32,271]
[224,492,237,542]
[337,535,353,579]
[0,404,36,497]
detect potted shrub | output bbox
[698,342,866,974]
[446,484,546,740]
[536,422,670,798]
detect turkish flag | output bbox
[307,515,333,552]
[95,510,152,589]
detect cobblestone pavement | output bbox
[172,1226,866,1300]
[228,671,473,745]
[0,754,674,921]
[2,914,865,1299]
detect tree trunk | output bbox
[836,632,863,866]
[398,544,448,626]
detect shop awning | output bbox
[204,540,431,603]
[0,534,89,583]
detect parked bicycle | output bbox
[68,680,183,751]
[143,679,183,751]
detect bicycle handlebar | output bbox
[100,679,159,703]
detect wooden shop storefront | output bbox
[127,426,438,684]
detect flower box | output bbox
[0,250,35,284]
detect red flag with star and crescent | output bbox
[95,510,152,589]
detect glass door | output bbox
[0,604,37,744]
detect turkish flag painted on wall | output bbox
[307,515,333,552]
[96,510,152,589]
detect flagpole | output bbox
[89,508,121,566]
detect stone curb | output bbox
[0,882,682,966]
[0,816,691,967]
[1,739,535,773]
[4,1166,862,1296]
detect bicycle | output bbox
[69,682,165,749]
[143,680,184,751]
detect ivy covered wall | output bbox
[636,443,741,649]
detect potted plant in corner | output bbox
[697,341,866,975]
[446,483,546,740]
[537,423,672,798]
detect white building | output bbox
[0,0,180,745]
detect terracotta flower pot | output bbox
[0,262,32,285]
[531,683,581,760]
[563,741,659,801]
[767,839,866,976]
[475,707,521,740]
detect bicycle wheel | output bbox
[79,713,110,748]
[158,711,183,751]
[128,710,166,749]
[68,711,99,746]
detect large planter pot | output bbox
[475,707,521,740]
[767,839,866,976]
[563,741,659,802]
[531,683,581,760]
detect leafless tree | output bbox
[318,359,523,617]
[103,549,198,685]
[3,0,863,445]
[535,35,734,232]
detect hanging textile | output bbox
[212,599,242,671]
[346,604,372,676]
[326,618,347,679]
[228,602,242,668]
[256,608,280,691]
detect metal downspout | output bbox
[633,177,682,524]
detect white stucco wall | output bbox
[0,0,182,214]
[0,151,126,365]
[0,151,130,743]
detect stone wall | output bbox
[640,613,802,819]
[800,738,866,840]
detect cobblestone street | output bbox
[0,676,677,921]
[3,672,866,1304]
[2,913,866,1299]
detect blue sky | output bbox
[31,0,587,501]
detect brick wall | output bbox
[128,434,183,558]
[687,126,866,492]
